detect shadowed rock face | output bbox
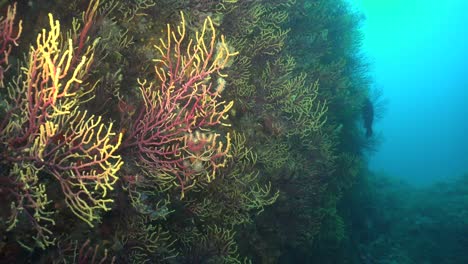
[362,98,374,138]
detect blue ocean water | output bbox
[351,0,468,185]
[344,2,468,263]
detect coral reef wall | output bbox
[0,0,370,262]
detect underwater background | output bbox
[0,0,465,263]
[353,0,468,186]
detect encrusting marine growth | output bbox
[0,0,371,261]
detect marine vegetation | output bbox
[0,0,373,262]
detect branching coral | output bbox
[178,225,242,263]
[123,12,237,198]
[0,2,21,87]
[261,56,328,138]
[227,2,290,56]
[52,238,116,264]
[182,131,279,227]
[113,214,177,263]
[0,12,123,249]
